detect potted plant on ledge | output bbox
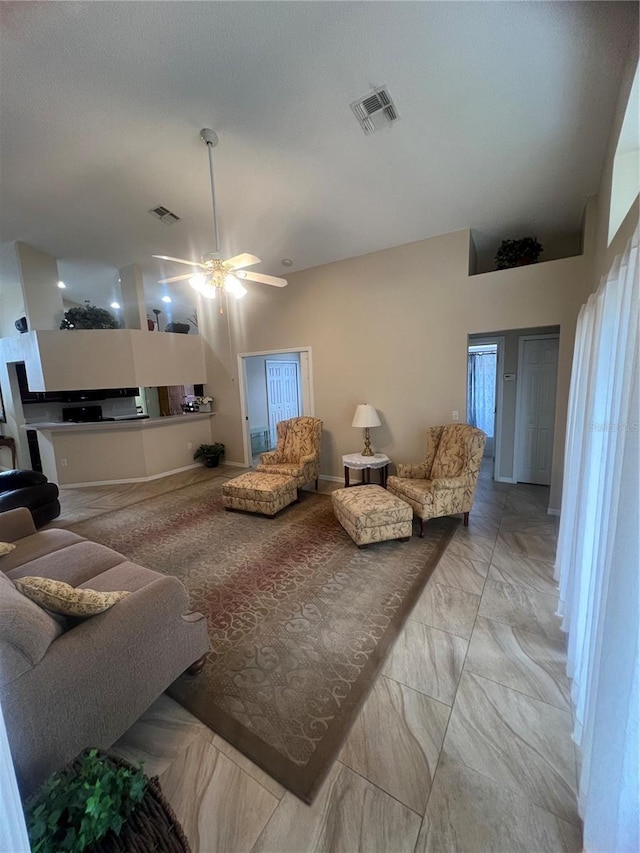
[194,442,225,468]
[494,236,543,270]
[60,302,120,330]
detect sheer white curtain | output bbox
[467,349,497,437]
[555,225,639,852]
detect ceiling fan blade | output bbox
[224,253,261,271]
[152,254,207,269]
[158,273,195,284]
[237,270,288,288]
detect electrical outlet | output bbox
[60,458,68,467]
[452,411,459,422]
[187,442,193,450]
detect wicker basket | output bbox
[74,753,191,853]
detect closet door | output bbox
[516,336,559,485]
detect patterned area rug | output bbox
[69,480,457,801]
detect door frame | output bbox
[467,335,504,481]
[514,333,559,484]
[237,346,315,468]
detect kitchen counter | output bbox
[25,414,217,486]
[24,413,214,433]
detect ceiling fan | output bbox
[153,128,287,312]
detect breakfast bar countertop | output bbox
[23,413,215,432]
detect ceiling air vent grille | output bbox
[351,87,399,135]
[148,205,180,225]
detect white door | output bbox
[266,361,300,446]
[516,337,559,485]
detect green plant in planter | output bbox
[194,442,225,467]
[494,237,543,270]
[24,749,146,853]
[60,302,120,330]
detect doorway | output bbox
[238,347,314,467]
[266,360,300,448]
[467,335,504,478]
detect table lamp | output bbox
[352,403,381,457]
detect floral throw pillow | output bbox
[14,577,129,617]
[0,542,16,557]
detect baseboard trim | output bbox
[494,476,516,484]
[319,474,345,484]
[59,463,203,489]
[547,507,560,517]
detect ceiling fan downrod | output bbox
[200,128,220,256]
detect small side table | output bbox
[0,436,17,470]
[342,452,391,488]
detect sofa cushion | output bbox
[0,571,64,686]
[0,541,16,557]
[79,562,169,593]
[430,425,467,479]
[7,541,126,586]
[388,477,435,506]
[14,577,130,617]
[0,529,85,572]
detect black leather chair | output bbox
[0,470,60,528]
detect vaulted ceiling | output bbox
[0,1,636,322]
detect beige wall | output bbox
[4,329,206,390]
[201,229,589,509]
[119,263,147,331]
[15,242,64,331]
[0,249,25,339]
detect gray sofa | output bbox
[0,507,209,797]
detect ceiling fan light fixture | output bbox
[200,282,218,299]
[189,274,207,293]
[225,275,247,299]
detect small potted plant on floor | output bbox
[24,748,190,852]
[194,442,225,467]
[494,236,543,270]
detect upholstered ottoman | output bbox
[331,484,413,547]
[222,471,298,517]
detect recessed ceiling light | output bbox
[57,281,66,289]
[281,258,293,267]
[110,302,121,310]
[161,295,172,303]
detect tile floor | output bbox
[57,464,582,852]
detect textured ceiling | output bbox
[0,1,636,322]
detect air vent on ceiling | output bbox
[148,205,180,225]
[350,87,399,135]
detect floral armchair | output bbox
[387,424,486,537]
[255,417,323,490]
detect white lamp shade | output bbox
[352,403,381,428]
